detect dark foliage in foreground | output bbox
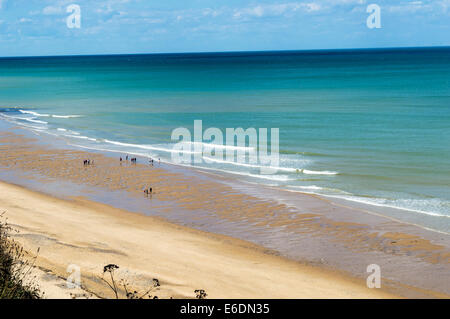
[101,264,207,299]
[101,263,161,299]
[0,212,41,299]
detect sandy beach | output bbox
[0,127,449,298]
[0,181,396,299]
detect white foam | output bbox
[175,163,293,182]
[302,169,338,175]
[293,185,324,190]
[24,118,48,125]
[19,110,82,119]
[335,196,450,218]
[66,134,97,142]
[284,186,449,218]
[202,155,298,173]
[51,114,82,118]
[0,113,48,125]
[19,110,50,117]
[104,139,201,155]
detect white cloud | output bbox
[233,2,322,19]
[43,6,64,15]
[202,8,222,17]
[305,3,322,12]
[439,0,450,12]
[387,1,428,13]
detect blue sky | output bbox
[0,0,449,56]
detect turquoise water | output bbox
[0,48,449,220]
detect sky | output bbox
[0,0,449,56]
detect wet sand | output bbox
[0,126,449,298]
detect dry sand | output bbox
[0,181,394,299]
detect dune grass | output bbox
[0,212,41,299]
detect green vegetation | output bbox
[0,212,41,299]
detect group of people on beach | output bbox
[149,157,161,166]
[144,187,153,195]
[120,154,161,167]
[119,155,137,164]
[83,159,93,166]
[117,154,158,197]
[82,154,156,197]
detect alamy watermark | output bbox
[171,120,279,174]
[367,4,381,29]
[66,264,81,289]
[66,4,81,29]
[25,3,381,31]
[366,264,381,288]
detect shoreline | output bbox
[0,124,449,298]
[2,108,448,231]
[2,108,448,235]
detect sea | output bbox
[1,47,449,228]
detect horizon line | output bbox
[1,45,449,59]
